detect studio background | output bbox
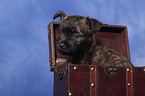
[0,0,145,96]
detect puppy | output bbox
[53,11,133,67]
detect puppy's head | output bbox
[53,11,103,55]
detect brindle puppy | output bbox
[53,11,133,67]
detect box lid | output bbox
[48,22,130,71]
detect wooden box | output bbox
[48,22,145,96]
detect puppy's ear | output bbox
[53,11,69,21]
[86,17,103,32]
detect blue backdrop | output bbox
[0,0,145,96]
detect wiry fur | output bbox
[53,11,133,67]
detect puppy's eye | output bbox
[73,33,80,38]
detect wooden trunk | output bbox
[48,22,145,96]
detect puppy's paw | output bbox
[56,58,68,66]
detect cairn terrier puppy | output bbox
[53,11,133,67]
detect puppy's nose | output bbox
[60,43,66,49]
